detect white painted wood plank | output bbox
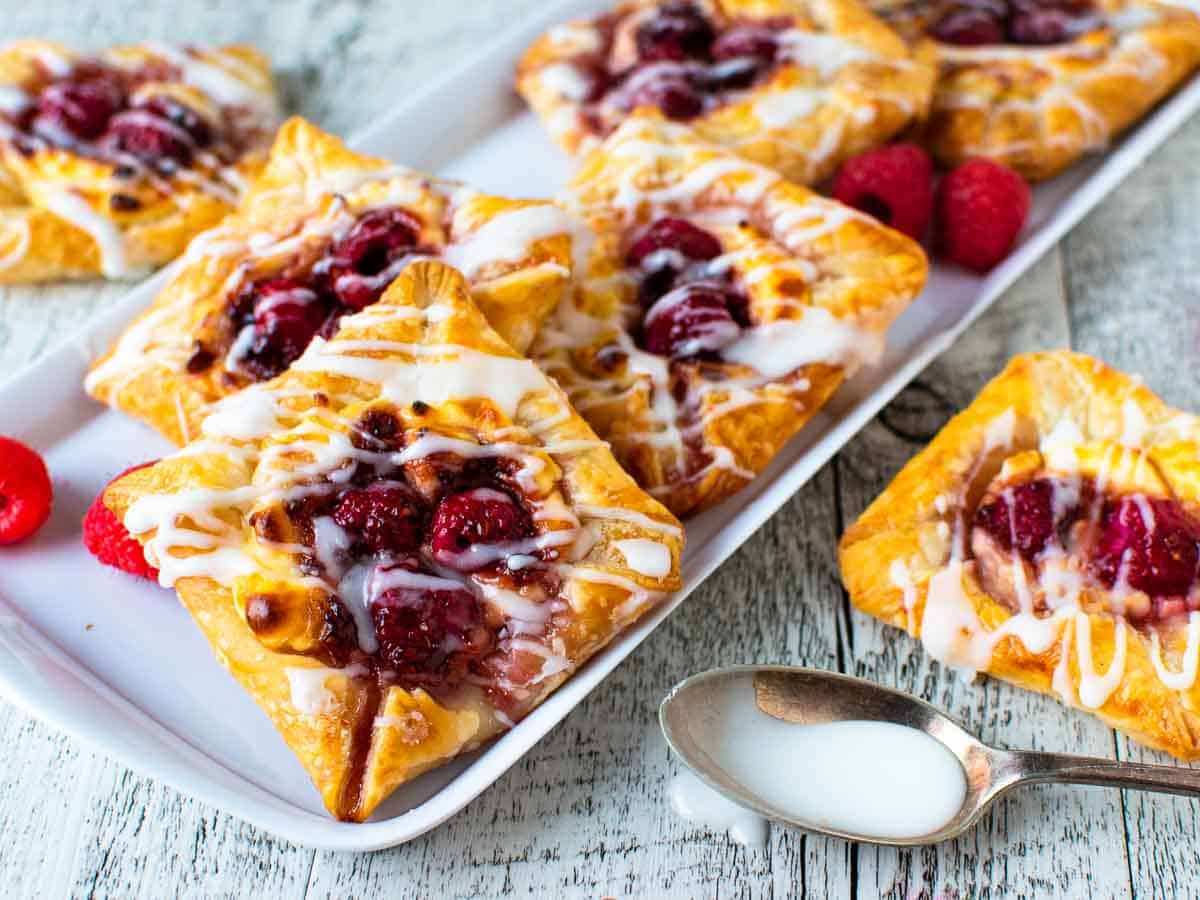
[838,252,1135,900]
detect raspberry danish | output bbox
[841,351,1200,758]
[529,118,928,517]
[0,40,280,281]
[516,0,935,185]
[866,0,1200,180]
[86,118,580,445]
[102,262,683,822]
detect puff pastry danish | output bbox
[866,0,1200,180]
[0,40,280,281]
[530,117,928,517]
[516,0,935,185]
[840,351,1200,758]
[102,261,684,821]
[86,117,580,445]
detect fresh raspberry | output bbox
[1090,496,1200,598]
[0,437,53,546]
[82,462,158,580]
[429,487,532,572]
[831,143,934,241]
[332,482,424,555]
[936,158,1031,273]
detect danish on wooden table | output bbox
[0,39,280,282]
[866,0,1200,181]
[85,117,580,445]
[840,351,1200,758]
[529,117,928,517]
[516,0,935,185]
[103,261,684,822]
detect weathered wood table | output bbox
[1,1,1197,896]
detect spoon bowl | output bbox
[660,665,1200,846]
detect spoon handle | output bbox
[1010,750,1200,798]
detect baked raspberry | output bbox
[332,482,424,555]
[32,76,124,141]
[321,207,423,310]
[137,96,212,147]
[0,437,52,546]
[936,158,1031,273]
[831,143,934,241]
[635,2,716,62]
[1090,495,1200,598]
[931,4,1006,45]
[370,561,492,678]
[82,463,159,580]
[623,71,705,120]
[103,109,195,166]
[641,283,741,358]
[711,26,780,63]
[975,479,1070,561]
[238,277,329,379]
[430,487,533,572]
[627,217,723,268]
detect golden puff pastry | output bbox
[103,261,684,822]
[840,350,1200,759]
[0,40,280,282]
[866,0,1200,181]
[86,117,581,446]
[516,0,936,186]
[530,117,928,517]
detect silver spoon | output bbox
[659,665,1200,846]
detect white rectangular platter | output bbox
[1,0,1198,852]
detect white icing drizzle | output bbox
[614,538,673,578]
[284,663,366,715]
[39,187,134,278]
[1150,612,1200,691]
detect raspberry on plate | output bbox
[83,462,159,580]
[936,158,1031,273]
[0,436,53,545]
[831,143,934,241]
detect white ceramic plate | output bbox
[2,0,1198,851]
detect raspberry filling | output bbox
[972,475,1200,623]
[571,3,792,126]
[625,216,749,361]
[930,0,1101,46]
[188,204,430,382]
[269,409,565,690]
[3,57,239,173]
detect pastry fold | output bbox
[531,116,927,516]
[867,0,1200,180]
[104,261,684,821]
[86,117,580,445]
[0,40,280,281]
[840,351,1200,758]
[517,0,936,185]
